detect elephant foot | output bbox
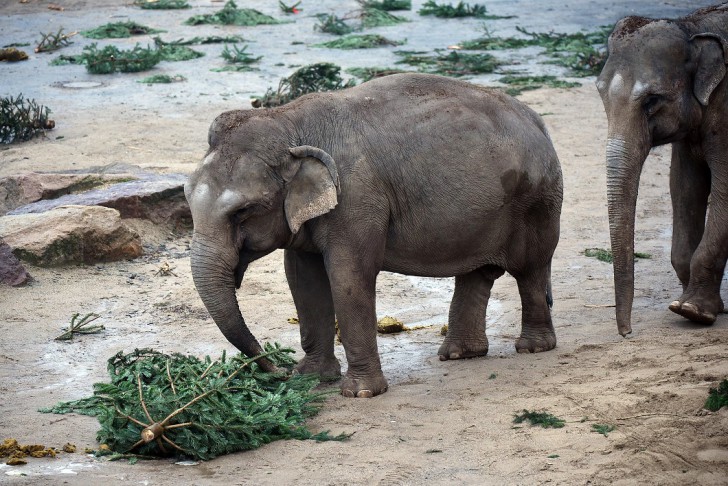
[668,296,723,325]
[437,336,488,361]
[294,355,341,382]
[340,371,388,398]
[515,329,556,354]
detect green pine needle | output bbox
[705,379,728,411]
[81,43,161,74]
[356,0,411,11]
[314,14,354,35]
[252,63,356,108]
[396,49,499,77]
[185,0,283,26]
[360,8,408,28]
[419,1,489,18]
[513,409,565,428]
[82,21,165,39]
[40,344,347,461]
[0,94,54,144]
[584,248,652,264]
[591,424,615,436]
[316,34,404,50]
[134,0,190,9]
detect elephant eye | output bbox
[642,94,663,115]
[234,205,256,223]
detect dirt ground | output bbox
[1,1,727,484]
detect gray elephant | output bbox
[185,73,563,398]
[596,4,728,336]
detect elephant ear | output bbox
[691,33,728,106]
[284,145,340,234]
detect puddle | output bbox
[56,81,105,89]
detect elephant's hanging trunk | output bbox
[606,136,650,336]
[190,234,278,372]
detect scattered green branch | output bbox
[185,0,283,26]
[40,345,349,460]
[513,410,565,428]
[583,248,652,264]
[133,0,190,8]
[55,313,104,341]
[396,49,499,77]
[499,75,580,96]
[81,43,161,74]
[356,0,411,10]
[346,66,409,81]
[1,95,54,144]
[705,379,728,411]
[138,74,186,84]
[153,37,204,61]
[35,28,77,53]
[212,44,261,71]
[361,8,408,27]
[316,34,404,49]
[279,1,302,14]
[314,14,354,35]
[252,63,355,108]
[591,424,615,436]
[82,21,165,39]
[419,1,492,18]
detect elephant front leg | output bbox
[669,163,728,324]
[326,253,388,398]
[284,250,341,380]
[439,266,504,361]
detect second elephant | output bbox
[185,73,563,398]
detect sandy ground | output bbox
[1,1,727,484]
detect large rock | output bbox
[8,173,190,227]
[0,172,129,216]
[0,205,142,266]
[0,236,30,286]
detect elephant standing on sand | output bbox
[185,73,563,398]
[597,4,728,335]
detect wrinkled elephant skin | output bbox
[596,4,728,335]
[185,73,563,397]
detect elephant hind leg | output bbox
[514,264,556,353]
[438,265,504,361]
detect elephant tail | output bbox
[546,263,554,309]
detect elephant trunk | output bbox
[605,136,650,336]
[190,234,278,372]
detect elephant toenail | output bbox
[439,355,447,361]
[356,390,373,398]
[669,300,681,311]
[342,389,355,398]
[450,352,460,359]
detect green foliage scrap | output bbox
[82,21,165,39]
[591,424,616,436]
[499,75,580,96]
[40,345,347,460]
[50,54,83,66]
[346,66,409,82]
[316,34,403,49]
[705,379,728,411]
[185,0,283,26]
[55,313,104,341]
[81,43,161,74]
[213,44,261,72]
[460,26,610,76]
[513,409,565,428]
[153,37,205,62]
[361,8,408,27]
[35,28,76,53]
[138,74,186,84]
[134,0,190,8]
[584,248,652,264]
[418,0,488,18]
[0,94,54,144]
[252,63,355,108]
[314,14,354,35]
[356,0,411,10]
[396,49,499,77]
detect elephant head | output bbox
[596,17,728,335]
[185,110,340,370]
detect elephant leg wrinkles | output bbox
[439,266,504,361]
[284,250,341,380]
[514,265,557,353]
